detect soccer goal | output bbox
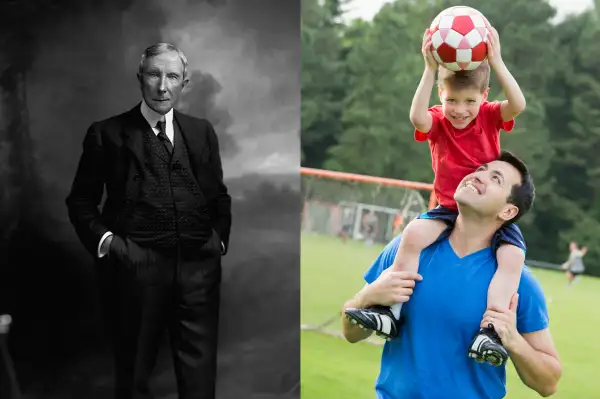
[301,167,436,245]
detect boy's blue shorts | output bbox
[417,206,526,254]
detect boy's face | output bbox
[438,85,489,129]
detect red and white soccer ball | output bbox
[429,6,491,72]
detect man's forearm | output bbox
[66,124,110,256]
[508,335,561,396]
[341,289,373,343]
[66,199,108,256]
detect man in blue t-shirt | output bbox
[341,152,562,399]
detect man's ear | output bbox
[498,203,519,223]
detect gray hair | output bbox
[138,43,189,80]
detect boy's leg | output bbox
[488,244,524,309]
[469,237,524,366]
[345,214,450,340]
[388,218,447,319]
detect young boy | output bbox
[345,26,527,367]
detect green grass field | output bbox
[301,232,600,398]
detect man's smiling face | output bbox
[454,160,522,222]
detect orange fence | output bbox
[300,167,437,210]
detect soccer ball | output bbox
[429,6,491,72]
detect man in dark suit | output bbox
[66,43,232,399]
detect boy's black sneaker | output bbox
[344,305,399,341]
[468,324,509,367]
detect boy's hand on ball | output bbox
[485,25,503,68]
[421,29,438,72]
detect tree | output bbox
[301,0,348,167]
[542,11,600,273]
[326,0,442,182]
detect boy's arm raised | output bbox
[410,69,436,133]
[410,29,438,134]
[486,26,526,122]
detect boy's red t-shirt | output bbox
[414,101,515,211]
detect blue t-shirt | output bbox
[364,232,549,399]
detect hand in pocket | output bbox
[108,235,127,262]
[212,229,222,255]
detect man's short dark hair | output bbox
[497,151,535,225]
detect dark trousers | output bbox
[0,331,22,399]
[99,230,222,399]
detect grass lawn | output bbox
[301,233,600,398]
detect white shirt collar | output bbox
[140,100,173,129]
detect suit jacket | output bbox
[66,103,232,257]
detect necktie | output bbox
[156,120,173,155]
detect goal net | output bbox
[301,167,436,245]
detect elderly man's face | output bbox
[454,160,522,222]
[138,50,188,115]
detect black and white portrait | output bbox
[0,1,300,398]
